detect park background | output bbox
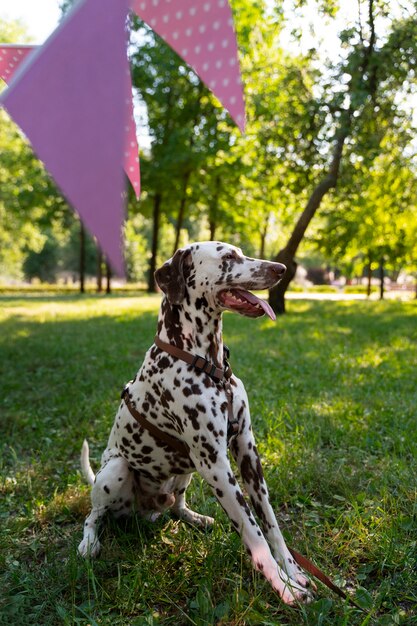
[1,1,417,625]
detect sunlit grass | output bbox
[1,295,416,625]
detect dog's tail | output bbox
[80,439,95,486]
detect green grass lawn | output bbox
[1,295,416,625]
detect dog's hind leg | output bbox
[171,474,214,528]
[78,452,134,557]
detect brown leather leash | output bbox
[122,336,366,611]
[288,548,365,610]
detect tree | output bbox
[316,141,417,296]
[268,0,417,313]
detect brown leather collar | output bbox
[154,335,232,382]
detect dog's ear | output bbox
[154,248,192,304]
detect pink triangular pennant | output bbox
[1,41,141,202]
[131,0,246,131]
[0,44,35,83]
[1,0,130,275]
[124,62,141,198]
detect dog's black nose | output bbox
[271,262,286,277]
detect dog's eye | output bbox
[224,252,237,261]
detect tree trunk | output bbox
[97,246,103,293]
[173,172,191,253]
[269,129,348,314]
[259,213,270,259]
[79,221,85,294]
[208,176,220,241]
[209,219,217,241]
[379,258,384,300]
[366,257,372,297]
[105,260,111,294]
[148,193,162,293]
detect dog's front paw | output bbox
[78,537,101,558]
[294,571,317,593]
[280,580,315,606]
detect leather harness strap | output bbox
[122,336,237,458]
[122,389,190,457]
[121,337,366,611]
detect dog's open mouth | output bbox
[218,288,276,321]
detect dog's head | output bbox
[155,241,285,321]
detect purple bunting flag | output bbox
[1,0,130,276]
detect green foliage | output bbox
[1,296,417,624]
[1,1,417,285]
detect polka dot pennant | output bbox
[131,0,246,132]
[0,45,34,83]
[124,63,141,198]
[0,43,140,200]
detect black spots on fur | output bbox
[132,432,142,445]
[195,316,203,334]
[184,405,200,430]
[203,377,214,389]
[253,500,268,526]
[201,441,218,464]
[145,391,156,407]
[125,423,133,434]
[173,378,181,388]
[240,452,265,501]
[158,356,171,370]
[122,437,131,449]
[195,296,208,310]
[216,488,224,498]
[160,389,174,408]
[141,445,153,455]
[228,472,237,486]
[103,485,110,494]
[235,490,251,517]
[160,300,185,348]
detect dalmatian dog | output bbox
[78,241,314,606]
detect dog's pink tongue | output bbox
[242,291,276,321]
